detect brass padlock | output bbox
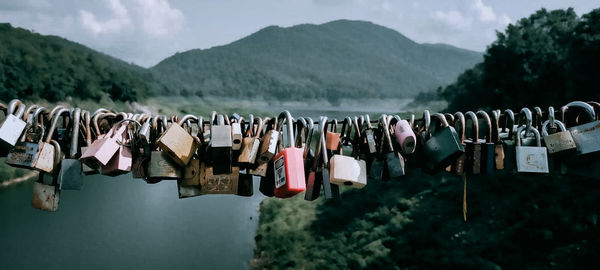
[148,116,182,181]
[238,115,263,165]
[201,166,239,194]
[6,106,47,169]
[156,114,199,166]
[32,140,62,212]
[257,117,279,165]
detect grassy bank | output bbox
[251,171,600,269]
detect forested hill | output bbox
[0,23,168,102]
[151,20,482,100]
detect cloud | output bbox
[79,0,132,36]
[133,0,184,38]
[433,10,473,30]
[472,0,496,22]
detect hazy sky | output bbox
[1,0,596,67]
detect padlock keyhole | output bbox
[233,139,241,144]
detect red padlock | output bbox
[273,111,306,198]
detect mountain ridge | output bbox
[151,19,482,99]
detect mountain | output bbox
[0,23,167,102]
[151,20,482,100]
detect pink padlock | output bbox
[394,119,417,154]
[101,130,133,176]
[273,111,306,198]
[80,120,128,168]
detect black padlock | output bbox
[423,111,465,172]
[476,110,495,174]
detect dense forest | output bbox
[0,23,167,102]
[441,8,600,111]
[253,8,600,270]
[151,20,482,99]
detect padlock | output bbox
[210,113,233,174]
[451,112,467,175]
[542,119,576,154]
[533,106,544,131]
[148,116,182,181]
[500,109,517,173]
[368,116,385,180]
[382,114,405,180]
[257,117,279,165]
[80,116,128,168]
[156,112,199,166]
[464,111,482,174]
[490,110,505,170]
[201,166,239,194]
[562,101,600,155]
[394,116,416,155]
[271,111,306,198]
[0,100,27,153]
[237,169,254,197]
[102,119,137,176]
[238,115,263,165]
[325,118,341,152]
[305,116,339,200]
[58,108,84,190]
[6,106,47,169]
[230,116,243,151]
[515,125,549,173]
[32,108,70,173]
[258,161,275,197]
[362,114,377,154]
[131,115,151,179]
[80,110,100,175]
[329,116,367,188]
[182,158,202,186]
[177,180,203,199]
[518,108,537,146]
[476,110,495,174]
[31,140,61,211]
[423,110,465,172]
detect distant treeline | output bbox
[0,23,167,102]
[440,8,600,111]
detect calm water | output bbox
[0,174,263,270]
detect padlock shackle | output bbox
[303,117,315,160]
[340,117,353,142]
[547,106,556,129]
[68,108,81,158]
[177,114,198,126]
[82,110,92,145]
[312,116,328,170]
[533,106,543,129]
[46,108,69,144]
[541,119,566,136]
[7,99,23,116]
[444,113,455,126]
[23,104,39,121]
[588,101,600,121]
[295,117,307,148]
[465,111,479,141]
[490,110,502,144]
[381,114,394,153]
[93,112,117,137]
[516,125,541,146]
[453,112,466,143]
[518,107,534,135]
[48,105,65,120]
[0,102,6,116]
[502,109,515,138]
[244,114,254,137]
[422,110,431,138]
[275,111,295,149]
[562,101,596,126]
[210,111,217,125]
[476,110,493,143]
[13,103,26,119]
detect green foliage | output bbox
[441,8,600,111]
[0,23,168,102]
[152,20,482,100]
[253,172,600,269]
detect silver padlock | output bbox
[0,100,27,153]
[58,108,84,190]
[563,101,600,155]
[515,126,549,174]
[541,118,576,154]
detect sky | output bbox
[0,0,597,67]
